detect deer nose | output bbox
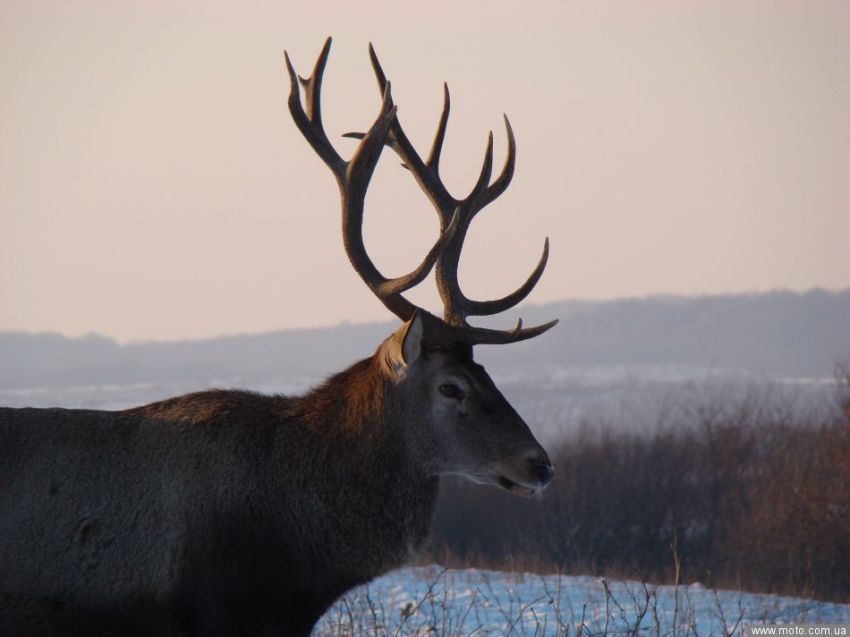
[530,461,555,487]
[524,448,555,487]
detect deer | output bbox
[0,38,557,636]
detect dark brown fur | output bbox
[1,351,438,636]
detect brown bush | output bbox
[425,372,850,602]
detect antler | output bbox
[344,45,557,344]
[285,38,459,322]
[287,38,557,346]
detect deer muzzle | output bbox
[495,446,554,497]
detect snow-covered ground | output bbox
[315,566,850,636]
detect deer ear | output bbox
[400,311,425,366]
[381,311,425,378]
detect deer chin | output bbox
[448,470,540,497]
[496,475,542,498]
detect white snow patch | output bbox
[315,566,850,636]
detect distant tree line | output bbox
[426,369,850,603]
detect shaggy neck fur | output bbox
[267,354,440,610]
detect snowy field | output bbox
[315,567,850,637]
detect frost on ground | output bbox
[315,566,850,637]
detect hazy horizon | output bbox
[0,287,850,351]
[0,286,847,345]
[3,1,849,341]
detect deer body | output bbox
[1,38,558,636]
[1,356,438,635]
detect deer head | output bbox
[285,38,556,495]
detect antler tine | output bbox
[285,38,344,179]
[300,38,330,132]
[475,115,516,211]
[418,312,559,348]
[287,38,460,322]
[465,132,494,213]
[426,83,451,172]
[460,317,559,345]
[455,237,550,317]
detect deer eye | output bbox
[439,383,464,400]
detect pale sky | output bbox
[2,0,848,342]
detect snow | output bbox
[315,566,850,636]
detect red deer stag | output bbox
[0,38,557,637]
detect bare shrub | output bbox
[426,371,850,602]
